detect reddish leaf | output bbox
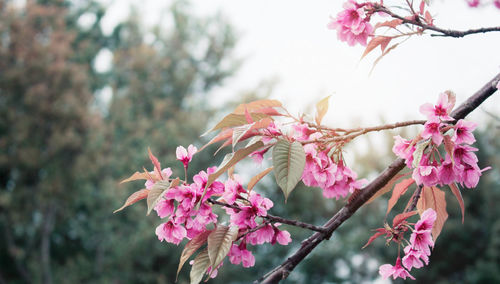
[375,19,403,30]
[148,148,162,180]
[208,113,269,133]
[393,211,417,228]
[247,167,274,192]
[449,183,465,223]
[370,42,400,74]
[417,186,448,241]
[366,172,410,204]
[119,171,150,184]
[443,135,455,161]
[177,230,212,281]
[113,189,150,213]
[362,228,387,249]
[386,178,415,215]
[244,107,254,123]
[424,11,433,25]
[199,128,233,152]
[419,0,425,15]
[362,36,392,59]
[233,99,282,115]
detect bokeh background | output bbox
[1,0,499,283]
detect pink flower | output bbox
[176,144,197,167]
[466,0,480,7]
[461,163,482,188]
[495,0,500,9]
[379,257,415,280]
[229,243,255,268]
[155,220,187,245]
[154,199,175,218]
[438,156,463,185]
[247,224,275,245]
[273,228,292,245]
[412,157,439,187]
[415,208,437,232]
[402,246,429,271]
[328,0,374,46]
[248,192,273,217]
[410,230,434,256]
[222,176,246,205]
[419,92,454,121]
[421,117,443,146]
[452,119,477,145]
[453,144,478,165]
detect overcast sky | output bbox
[98,0,500,128]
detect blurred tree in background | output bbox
[0,0,236,283]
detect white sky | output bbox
[97,0,500,128]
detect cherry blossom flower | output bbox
[412,156,439,187]
[155,220,187,245]
[452,119,477,145]
[438,156,464,185]
[421,117,443,146]
[410,229,434,256]
[415,208,437,232]
[419,92,454,121]
[273,227,292,245]
[222,176,246,205]
[229,243,255,268]
[247,224,275,245]
[466,0,480,7]
[176,144,197,167]
[495,0,500,9]
[379,257,415,280]
[328,0,374,46]
[154,199,175,218]
[402,246,429,271]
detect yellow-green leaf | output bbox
[412,139,431,168]
[146,180,170,215]
[315,96,331,125]
[207,226,238,270]
[177,230,212,281]
[190,249,210,284]
[272,139,306,201]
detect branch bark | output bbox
[256,72,500,283]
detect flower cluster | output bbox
[466,0,500,9]
[288,123,367,199]
[144,146,291,273]
[328,0,374,46]
[379,208,437,280]
[393,92,486,188]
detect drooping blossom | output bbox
[272,225,292,245]
[402,246,429,271]
[412,156,439,187]
[328,0,374,46]
[419,92,454,121]
[379,257,415,280]
[438,156,463,185]
[176,144,197,167]
[415,208,437,232]
[495,0,500,9]
[409,209,436,256]
[228,242,255,268]
[452,119,477,144]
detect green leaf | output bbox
[190,249,211,284]
[207,225,238,270]
[177,230,212,281]
[146,180,170,215]
[272,139,306,201]
[412,139,431,168]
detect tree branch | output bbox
[207,198,327,233]
[256,72,500,283]
[373,5,500,38]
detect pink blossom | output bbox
[412,158,439,187]
[379,257,415,280]
[328,0,374,46]
[273,228,292,245]
[247,224,275,245]
[415,208,437,231]
[155,220,187,245]
[402,246,429,271]
[461,163,482,188]
[421,117,443,146]
[223,176,246,205]
[452,119,477,145]
[495,0,500,9]
[410,230,434,256]
[466,0,480,7]
[229,243,255,268]
[248,192,273,217]
[176,144,197,167]
[419,92,454,121]
[154,199,175,218]
[438,156,463,185]
[453,144,478,165]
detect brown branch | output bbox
[207,198,327,233]
[256,72,500,283]
[405,184,423,213]
[373,5,500,38]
